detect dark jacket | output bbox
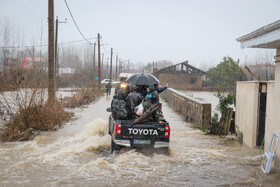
[106,83,112,91]
[156,86,167,93]
[149,85,167,104]
[126,85,143,114]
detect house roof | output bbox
[153,61,206,76]
[236,20,280,49]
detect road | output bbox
[0,92,279,186]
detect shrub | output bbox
[204,91,235,135]
[0,70,73,141]
[62,84,104,108]
[0,101,73,141]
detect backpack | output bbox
[111,99,128,119]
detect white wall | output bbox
[265,48,280,170]
[235,81,259,148]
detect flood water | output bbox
[0,92,279,186]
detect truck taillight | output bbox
[165,125,170,137]
[114,123,121,135]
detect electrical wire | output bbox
[100,38,108,54]
[14,0,46,18]
[63,0,92,44]
[0,37,97,49]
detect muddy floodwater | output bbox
[0,92,280,186]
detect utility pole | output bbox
[54,17,66,89]
[101,53,104,72]
[93,42,96,71]
[97,33,101,88]
[119,59,121,74]
[48,0,55,103]
[152,61,155,73]
[127,60,130,73]
[110,48,113,83]
[106,58,109,71]
[55,17,58,79]
[115,55,118,80]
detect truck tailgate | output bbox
[121,124,166,139]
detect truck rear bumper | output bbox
[154,141,169,148]
[113,139,131,147]
[113,139,169,148]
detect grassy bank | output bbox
[0,101,73,141]
[62,88,104,108]
[0,86,104,141]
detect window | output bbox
[190,77,197,84]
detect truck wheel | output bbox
[108,115,112,135]
[111,138,122,154]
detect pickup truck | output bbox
[108,114,171,153]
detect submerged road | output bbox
[0,92,279,186]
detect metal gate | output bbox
[256,83,267,146]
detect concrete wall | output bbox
[265,82,280,169]
[235,82,259,148]
[159,73,203,90]
[236,66,280,170]
[161,88,211,128]
[265,48,280,170]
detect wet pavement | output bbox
[0,92,279,186]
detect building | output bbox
[22,57,47,70]
[236,20,280,170]
[59,64,76,75]
[153,61,206,89]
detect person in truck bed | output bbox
[147,83,169,121]
[126,85,143,119]
[111,84,130,120]
[149,83,169,104]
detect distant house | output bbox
[59,64,75,75]
[22,57,47,71]
[153,61,206,89]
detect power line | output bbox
[14,0,46,18]
[64,0,92,44]
[0,37,97,49]
[100,38,109,54]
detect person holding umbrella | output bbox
[126,72,160,98]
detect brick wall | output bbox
[159,73,203,90]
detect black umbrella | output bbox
[126,73,159,86]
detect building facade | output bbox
[236,20,280,170]
[153,61,206,90]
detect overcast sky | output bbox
[1,0,280,67]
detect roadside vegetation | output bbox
[204,56,247,92]
[62,84,104,108]
[202,57,241,136]
[203,91,235,135]
[0,70,104,141]
[0,71,69,141]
